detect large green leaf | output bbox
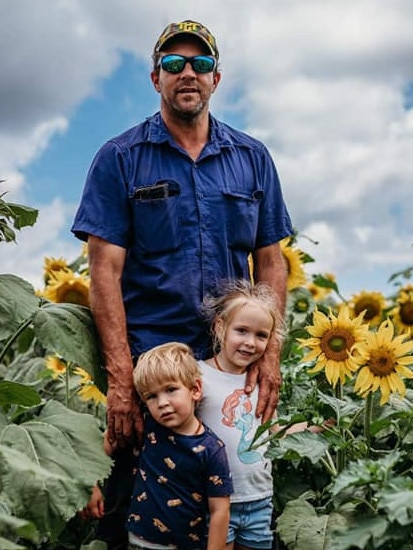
[33,303,107,393]
[0,400,112,485]
[0,275,39,341]
[377,477,413,526]
[0,444,84,541]
[267,430,330,464]
[277,499,349,550]
[0,381,41,407]
[0,401,112,541]
[328,515,389,550]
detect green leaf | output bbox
[0,381,41,407]
[276,498,317,547]
[4,203,38,230]
[328,515,389,550]
[377,477,413,526]
[33,303,107,393]
[266,430,330,464]
[0,444,83,541]
[0,275,39,341]
[80,541,108,550]
[0,511,39,543]
[0,401,112,541]
[317,390,362,421]
[0,535,28,549]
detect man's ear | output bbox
[151,71,161,93]
[212,70,221,93]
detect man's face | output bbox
[151,38,220,121]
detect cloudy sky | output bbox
[1,0,412,298]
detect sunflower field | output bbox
[1,194,413,549]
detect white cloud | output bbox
[1,0,412,297]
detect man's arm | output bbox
[88,235,143,447]
[245,242,288,422]
[206,496,230,550]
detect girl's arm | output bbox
[206,496,230,550]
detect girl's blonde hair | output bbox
[133,342,202,399]
[203,279,284,353]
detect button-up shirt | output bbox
[71,112,293,358]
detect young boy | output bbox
[125,342,233,550]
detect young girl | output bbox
[197,279,283,550]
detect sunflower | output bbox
[73,367,107,405]
[354,319,413,405]
[389,284,413,337]
[298,306,369,387]
[348,290,387,327]
[287,287,315,324]
[43,269,90,307]
[43,256,69,284]
[307,273,336,302]
[45,356,67,379]
[280,238,307,291]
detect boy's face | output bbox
[142,379,202,435]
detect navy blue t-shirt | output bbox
[126,415,233,549]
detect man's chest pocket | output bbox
[130,181,181,254]
[222,189,263,250]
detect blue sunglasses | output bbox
[159,54,216,74]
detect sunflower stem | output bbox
[64,361,72,409]
[335,380,346,473]
[364,392,373,451]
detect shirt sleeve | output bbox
[71,140,132,247]
[205,439,234,498]
[255,146,294,248]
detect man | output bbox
[71,19,293,549]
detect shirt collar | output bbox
[146,111,234,154]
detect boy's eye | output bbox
[145,393,155,401]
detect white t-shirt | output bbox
[197,360,273,503]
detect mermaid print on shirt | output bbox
[221,389,262,464]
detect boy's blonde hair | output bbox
[134,342,202,400]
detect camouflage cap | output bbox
[154,20,219,59]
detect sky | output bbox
[1,0,412,299]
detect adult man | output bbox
[71,19,293,549]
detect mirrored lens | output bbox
[160,55,215,74]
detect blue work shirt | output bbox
[71,112,293,359]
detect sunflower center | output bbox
[368,348,396,377]
[400,302,413,326]
[355,300,380,321]
[295,299,309,313]
[321,329,355,361]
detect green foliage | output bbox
[0,190,38,244]
[0,196,110,548]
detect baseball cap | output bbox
[154,20,219,59]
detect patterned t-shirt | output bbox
[126,414,233,549]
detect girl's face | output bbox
[217,303,273,374]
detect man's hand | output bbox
[244,352,281,423]
[106,384,144,448]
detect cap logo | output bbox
[155,20,218,58]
